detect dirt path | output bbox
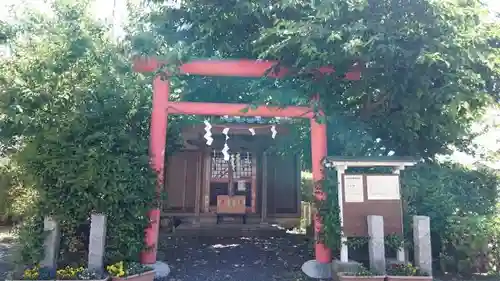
[1,227,497,281]
[0,226,15,280]
[156,234,500,281]
[157,234,316,281]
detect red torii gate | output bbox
[132,57,361,274]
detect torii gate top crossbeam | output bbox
[133,58,361,80]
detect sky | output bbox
[489,0,500,13]
[1,0,499,167]
[0,0,498,22]
[0,0,125,26]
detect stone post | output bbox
[367,215,386,274]
[392,165,406,263]
[413,216,432,276]
[40,217,60,277]
[88,213,107,273]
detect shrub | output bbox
[1,1,162,265]
[0,162,38,224]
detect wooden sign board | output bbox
[342,174,403,237]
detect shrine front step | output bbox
[166,223,286,237]
[160,214,266,228]
[198,214,261,225]
[216,213,247,224]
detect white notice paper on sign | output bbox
[366,175,400,200]
[344,175,364,202]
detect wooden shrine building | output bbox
[162,117,301,228]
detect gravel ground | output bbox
[1,227,497,281]
[157,234,317,281]
[0,227,15,280]
[156,234,500,281]
[0,243,13,280]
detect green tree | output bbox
[0,0,162,263]
[140,0,500,159]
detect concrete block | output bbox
[40,217,60,277]
[88,213,107,273]
[367,215,386,274]
[413,216,432,276]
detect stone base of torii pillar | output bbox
[150,261,171,278]
[302,259,363,279]
[302,260,333,279]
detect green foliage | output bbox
[315,171,342,251]
[342,265,381,276]
[384,233,404,252]
[0,19,15,44]
[343,237,370,250]
[401,162,500,275]
[0,162,38,224]
[141,0,500,159]
[387,263,428,277]
[342,234,404,253]
[14,215,45,264]
[0,0,168,264]
[402,162,498,232]
[343,234,404,252]
[438,211,500,275]
[106,261,153,278]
